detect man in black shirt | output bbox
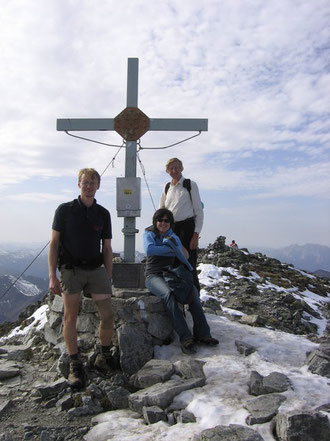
[48,168,114,388]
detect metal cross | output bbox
[57,58,208,262]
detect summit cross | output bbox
[57,58,208,262]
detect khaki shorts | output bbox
[60,265,112,299]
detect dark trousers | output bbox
[172,218,200,292]
[145,275,210,342]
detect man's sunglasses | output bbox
[157,218,170,223]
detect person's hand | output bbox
[49,275,61,296]
[189,232,199,250]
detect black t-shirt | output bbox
[52,196,112,265]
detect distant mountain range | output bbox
[0,245,49,279]
[1,241,329,324]
[313,269,330,279]
[250,243,330,273]
[1,242,330,277]
[0,274,47,323]
[1,242,330,273]
[0,244,49,323]
[0,245,144,279]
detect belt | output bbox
[174,217,194,226]
[63,263,103,271]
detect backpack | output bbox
[162,264,195,305]
[165,179,192,202]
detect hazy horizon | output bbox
[1,239,329,255]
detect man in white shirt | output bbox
[159,158,203,292]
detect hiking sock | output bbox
[101,345,111,354]
[70,353,79,361]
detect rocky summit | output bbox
[0,236,329,441]
[198,236,330,338]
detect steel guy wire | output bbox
[137,131,202,150]
[0,241,50,302]
[65,131,126,148]
[136,152,157,211]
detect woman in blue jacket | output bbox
[144,208,218,354]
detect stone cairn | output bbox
[38,285,330,440]
[44,288,173,376]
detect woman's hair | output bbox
[146,208,174,235]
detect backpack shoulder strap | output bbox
[165,180,192,202]
[183,179,192,202]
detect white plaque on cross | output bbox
[57,58,208,262]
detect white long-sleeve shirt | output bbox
[159,175,204,234]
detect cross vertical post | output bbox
[57,57,208,267]
[123,58,139,262]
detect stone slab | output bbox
[113,263,145,288]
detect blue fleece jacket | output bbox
[143,228,193,271]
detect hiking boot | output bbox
[94,352,113,373]
[197,336,219,346]
[181,337,197,355]
[68,359,85,389]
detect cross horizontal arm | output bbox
[149,118,208,132]
[57,118,115,131]
[57,117,208,133]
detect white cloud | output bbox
[4,193,67,203]
[0,0,329,248]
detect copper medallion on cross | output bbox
[114,107,150,141]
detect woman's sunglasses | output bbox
[157,218,170,223]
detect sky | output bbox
[3,261,330,441]
[0,0,330,255]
